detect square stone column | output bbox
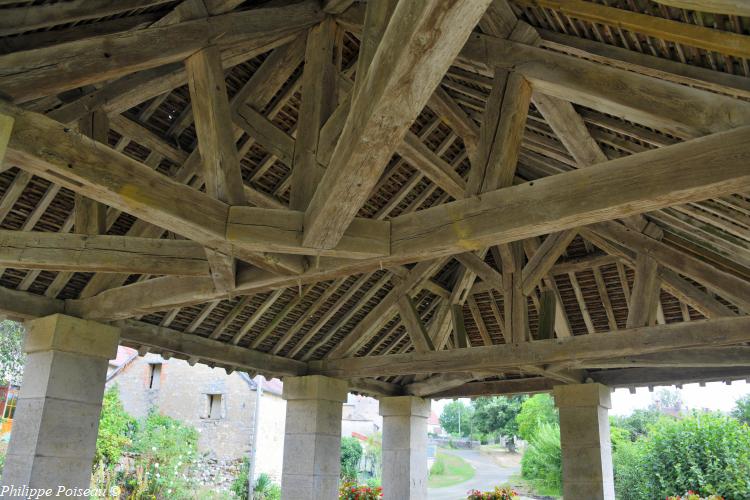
[281,375,348,500]
[379,396,430,500]
[554,383,615,500]
[1,314,119,497]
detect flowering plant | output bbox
[338,481,383,499]
[466,486,519,499]
[667,492,725,500]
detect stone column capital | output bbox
[282,375,348,402]
[379,395,430,418]
[25,314,120,359]
[554,382,611,409]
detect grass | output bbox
[428,452,475,488]
[503,473,563,499]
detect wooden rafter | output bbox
[0,1,323,103]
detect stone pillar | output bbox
[379,396,430,500]
[281,375,348,500]
[1,314,119,497]
[554,383,615,500]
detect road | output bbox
[428,448,529,500]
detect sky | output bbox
[431,380,750,418]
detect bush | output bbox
[516,394,557,442]
[430,457,446,476]
[94,386,137,468]
[338,481,382,499]
[613,438,650,500]
[340,437,363,481]
[641,412,750,499]
[466,486,519,499]
[126,411,200,498]
[520,423,562,496]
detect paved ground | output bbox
[428,448,530,500]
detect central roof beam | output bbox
[301,0,492,250]
[65,123,750,320]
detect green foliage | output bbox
[515,394,557,442]
[231,458,251,500]
[649,388,683,412]
[471,396,527,440]
[338,481,382,499]
[340,437,363,481]
[440,400,474,437]
[520,423,562,494]
[641,412,750,499]
[253,473,281,500]
[0,321,25,386]
[362,432,381,478]
[466,486,519,499]
[613,438,650,500]
[127,411,200,499]
[520,422,562,496]
[430,456,446,476]
[611,408,662,441]
[428,452,475,488]
[94,386,137,468]
[0,450,4,476]
[731,394,750,426]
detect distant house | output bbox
[107,347,286,482]
[427,410,446,436]
[342,394,382,439]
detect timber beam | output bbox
[0,0,323,103]
[65,122,750,320]
[310,316,750,378]
[0,230,210,276]
[116,319,307,377]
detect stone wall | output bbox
[107,352,285,484]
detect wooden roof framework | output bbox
[0,0,749,398]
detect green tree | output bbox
[0,321,25,386]
[611,408,662,441]
[439,400,473,437]
[471,396,526,442]
[516,394,558,442]
[520,422,562,496]
[732,394,750,425]
[649,388,683,412]
[94,386,137,468]
[340,436,363,481]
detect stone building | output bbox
[107,346,286,481]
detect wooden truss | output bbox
[0,0,749,397]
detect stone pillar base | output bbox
[380,396,430,500]
[281,375,348,500]
[1,314,119,497]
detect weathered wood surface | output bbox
[67,124,750,320]
[459,34,750,138]
[311,316,750,378]
[116,319,307,377]
[302,0,492,249]
[227,207,390,259]
[652,0,750,15]
[0,230,210,275]
[513,0,750,58]
[0,1,323,102]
